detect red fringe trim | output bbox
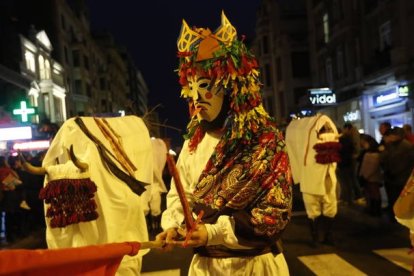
[313,142,342,164]
[39,178,99,228]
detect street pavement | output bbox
[1,186,412,275]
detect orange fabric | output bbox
[0,242,140,276]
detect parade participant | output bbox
[156,12,292,275]
[286,114,341,247]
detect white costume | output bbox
[42,116,152,275]
[162,133,289,276]
[142,138,168,217]
[286,114,339,218]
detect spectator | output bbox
[358,134,383,216]
[378,122,392,151]
[403,124,414,144]
[337,123,364,205]
[381,127,414,222]
[0,156,23,243]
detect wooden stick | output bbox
[139,240,166,249]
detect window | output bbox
[73,50,80,67]
[291,52,310,78]
[83,55,89,70]
[276,58,282,80]
[323,13,330,43]
[25,50,36,72]
[100,78,106,90]
[64,46,69,64]
[326,58,333,86]
[39,56,51,80]
[74,80,83,94]
[379,21,391,51]
[262,35,269,55]
[45,59,50,79]
[54,96,63,122]
[264,63,272,87]
[60,14,66,30]
[336,47,344,78]
[39,55,45,79]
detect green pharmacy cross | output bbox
[13,101,36,122]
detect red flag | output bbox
[0,242,140,276]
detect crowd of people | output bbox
[0,151,46,244]
[336,121,414,223]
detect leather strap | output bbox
[74,117,147,196]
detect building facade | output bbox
[256,0,414,140]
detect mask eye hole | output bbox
[199,82,209,89]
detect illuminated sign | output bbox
[398,85,409,97]
[0,126,32,141]
[343,110,360,122]
[13,140,50,151]
[13,101,36,122]
[0,141,7,151]
[373,87,403,107]
[308,88,336,106]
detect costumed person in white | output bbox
[156,12,293,276]
[286,114,341,247]
[24,116,153,276]
[142,138,168,233]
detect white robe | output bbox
[42,116,152,275]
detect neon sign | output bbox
[0,126,32,141]
[308,88,337,106]
[13,101,36,122]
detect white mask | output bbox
[188,76,224,122]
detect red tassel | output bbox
[40,178,99,228]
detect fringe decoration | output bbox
[313,142,342,164]
[39,178,99,228]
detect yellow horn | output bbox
[18,151,47,175]
[69,145,88,171]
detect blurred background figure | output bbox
[402,124,414,144]
[380,127,414,222]
[357,134,383,216]
[25,151,47,232]
[0,156,23,243]
[337,123,364,206]
[378,122,392,151]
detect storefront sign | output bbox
[308,88,336,106]
[398,85,410,97]
[13,140,50,151]
[0,126,32,141]
[343,110,360,122]
[373,87,403,107]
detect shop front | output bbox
[365,86,413,142]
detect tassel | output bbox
[40,178,99,228]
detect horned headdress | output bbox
[176,11,272,148]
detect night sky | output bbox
[87,1,262,148]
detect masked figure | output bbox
[157,12,292,276]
